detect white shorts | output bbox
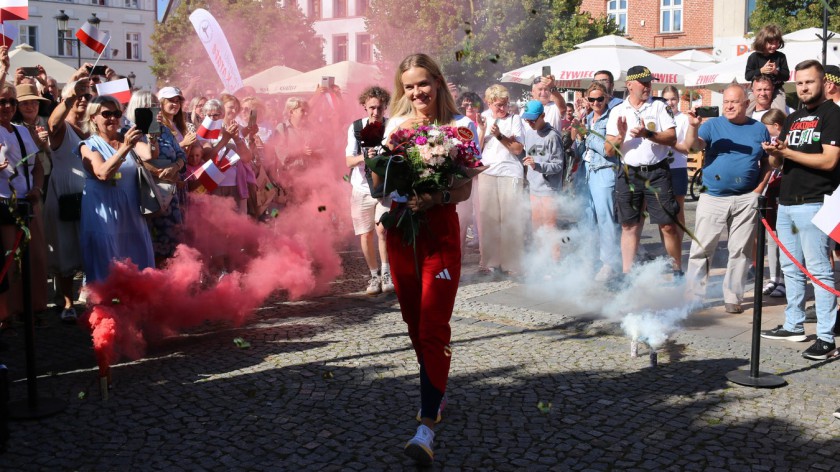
[350,187,390,235]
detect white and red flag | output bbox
[0,21,17,47]
[75,21,110,54]
[0,0,28,22]
[95,78,131,104]
[215,149,240,172]
[812,186,840,244]
[190,159,225,193]
[196,117,223,140]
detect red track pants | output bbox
[387,203,461,420]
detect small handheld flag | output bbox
[95,78,131,104]
[76,21,110,54]
[0,0,27,22]
[196,117,224,140]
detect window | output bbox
[355,0,369,16]
[334,0,347,18]
[57,29,76,57]
[125,0,138,7]
[356,33,371,63]
[607,0,627,33]
[333,34,348,62]
[309,0,321,19]
[92,0,105,5]
[660,0,682,33]
[746,0,756,32]
[126,33,140,60]
[18,25,37,50]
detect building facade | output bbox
[295,0,372,65]
[581,0,757,61]
[14,0,156,88]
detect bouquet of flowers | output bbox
[365,123,484,245]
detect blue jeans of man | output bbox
[777,203,837,343]
[582,162,621,273]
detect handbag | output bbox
[133,153,175,217]
[58,193,83,221]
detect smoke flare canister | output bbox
[630,339,639,358]
[649,350,658,368]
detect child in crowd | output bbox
[184,142,205,193]
[745,24,790,111]
[759,109,786,298]
[521,100,565,261]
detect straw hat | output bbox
[15,84,49,102]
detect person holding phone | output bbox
[682,84,771,314]
[44,77,91,322]
[78,96,154,282]
[127,90,185,265]
[157,87,195,153]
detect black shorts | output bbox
[615,162,680,225]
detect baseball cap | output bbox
[521,100,545,121]
[156,86,184,101]
[626,66,657,84]
[825,65,840,85]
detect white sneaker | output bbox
[404,424,434,465]
[380,272,394,293]
[365,275,382,295]
[594,265,615,282]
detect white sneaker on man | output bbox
[404,424,434,465]
[365,275,382,295]
[380,272,394,293]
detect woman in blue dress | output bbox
[78,96,154,283]
[125,91,185,265]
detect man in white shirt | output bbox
[605,66,680,276]
[528,75,566,131]
[345,86,394,295]
[750,75,790,120]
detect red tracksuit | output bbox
[387,203,461,420]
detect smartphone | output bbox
[248,109,257,129]
[542,66,551,78]
[695,106,719,118]
[21,66,39,77]
[321,76,334,88]
[86,65,108,76]
[134,107,161,134]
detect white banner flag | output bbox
[189,8,244,94]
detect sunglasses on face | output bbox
[0,98,18,107]
[79,93,92,101]
[100,110,123,120]
[588,96,605,103]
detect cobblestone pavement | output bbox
[0,200,838,471]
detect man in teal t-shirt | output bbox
[682,84,771,313]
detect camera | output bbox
[86,65,108,76]
[542,66,551,78]
[321,76,335,89]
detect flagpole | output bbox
[87,36,111,78]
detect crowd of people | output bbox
[0,20,838,463]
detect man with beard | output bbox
[761,60,840,361]
[605,66,680,278]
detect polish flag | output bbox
[189,159,225,193]
[0,21,18,47]
[0,0,28,21]
[196,117,223,140]
[96,78,131,104]
[215,149,240,172]
[75,21,110,54]
[812,187,840,244]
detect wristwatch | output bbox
[441,190,452,204]
[645,128,654,139]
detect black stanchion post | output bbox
[726,195,786,388]
[8,201,65,419]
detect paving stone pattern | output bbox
[0,202,838,471]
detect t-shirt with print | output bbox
[698,116,769,197]
[778,99,840,205]
[480,110,525,178]
[605,98,676,166]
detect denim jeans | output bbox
[777,203,837,342]
[582,162,621,272]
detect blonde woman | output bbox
[381,53,477,466]
[78,96,153,282]
[477,83,526,276]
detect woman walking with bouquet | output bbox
[370,53,481,465]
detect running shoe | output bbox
[404,424,434,465]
